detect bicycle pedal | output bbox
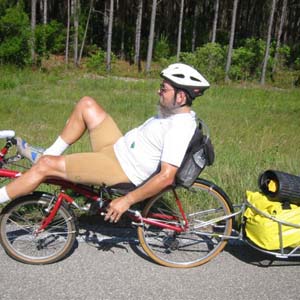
[131,221,143,226]
[89,202,102,215]
[82,203,91,211]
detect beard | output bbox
[157,102,182,118]
[157,104,176,118]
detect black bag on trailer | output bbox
[259,170,300,205]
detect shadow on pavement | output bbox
[76,214,156,265]
[224,238,300,267]
[77,213,300,268]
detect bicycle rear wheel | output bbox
[0,192,77,264]
[137,179,233,268]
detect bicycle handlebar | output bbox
[0,130,15,139]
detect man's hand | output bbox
[104,196,132,223]
[104,162,178,223]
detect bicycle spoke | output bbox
[0,195,76,264]
[138,180,233,267]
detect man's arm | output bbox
[104,162,178,223]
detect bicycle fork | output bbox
[35,191,75,234]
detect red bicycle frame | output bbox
[0,144,189,235]
[0,168,188,233]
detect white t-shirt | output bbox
[114,111,197,185]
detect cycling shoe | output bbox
[16,137,44,163]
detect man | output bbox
[0,63,210,223]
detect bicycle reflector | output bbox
[258,170,300,205]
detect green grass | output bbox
[1,66,300,205]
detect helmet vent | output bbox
[190,76,201,82]
[173,73,185,78]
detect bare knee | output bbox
[33,156,55,178]
[78,96,103,111]
[33,155,66,179]
[77,96,107,129]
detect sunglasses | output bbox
[159,84,175,94]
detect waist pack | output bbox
[244,191,300,251]
[175,120,214,188]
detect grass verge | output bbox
[1,66,300,204]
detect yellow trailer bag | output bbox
[244,191,300,250]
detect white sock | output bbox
[43,136,69,156]
[0,187,11,204]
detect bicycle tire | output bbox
[0,192,77,264]
[137,179,233,268]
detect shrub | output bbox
[86,48,116,71]
[230,47,256,80]
[179,51,197,67]
[158,43,226,83]
[243,38,265,78]
[35,20,65,60]
[271,43,291,71]
[0,4,30,66]
[156,55,178,71]
[154,35,170,62]
[193,43,226,82]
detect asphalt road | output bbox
[1,222,300,300]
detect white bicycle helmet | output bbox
[160,63,210,100]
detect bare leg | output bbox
[5,155,66,199]
[6,96,108,200]
[16,96,108,161]
[60,96,107,145]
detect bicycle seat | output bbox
[108,182,136,195]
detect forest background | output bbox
[0,0,300,203]
[0,0,300,86]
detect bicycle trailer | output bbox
[244,191,300,251]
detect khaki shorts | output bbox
[65,114,130,185]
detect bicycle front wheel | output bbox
[0,193,77,264]
[137,179,233,268]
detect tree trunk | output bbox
[146,0,157,74]
[78,0,93,65]
[225,0,239,82]
[176,0,184,61]
[120,22,125,60]
[134,0,143,71]
[106,0,114,72]
[211,0,219,43]
[43,0,47,24]
[191,3,199,52]
[103,2,109,50]
[31,0,37,64]
[272,0,287,75]
[65,0,71,65]
[261,0,277,85]
[73,0,79,66]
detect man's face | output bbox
[158,81,177,109]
